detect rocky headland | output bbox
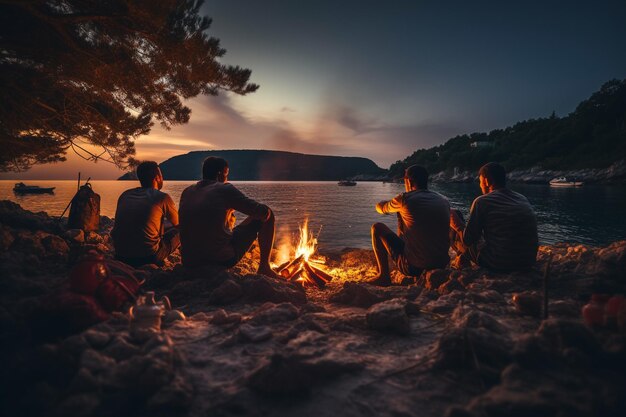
[1,200,625,417]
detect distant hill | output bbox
[123,150,385,181]
[389,79,626,178]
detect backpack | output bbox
[69,253,145,312]
[68,183,100,232]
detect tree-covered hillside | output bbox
[158,150,385,180]
[389,79,626,177]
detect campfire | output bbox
[275,219,333,288]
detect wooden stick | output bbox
[275,260,291,273]
[543,253,553,320]
[280,255,304,278]
[309,264,333,282]
[303,262,326,288]
[289,267,305,281]
[77,172,81,191]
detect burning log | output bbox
[277,218,334,289]
[303,262,327,288]
[290,267,305,282]
[275,260,291,273]
[279,255,304,278]
[308,264,333,283]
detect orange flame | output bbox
[294,218,317,261]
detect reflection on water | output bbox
[1,180,625,249]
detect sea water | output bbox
[1,180,625,250]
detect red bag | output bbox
[96,274,143,312]
[38,291,110,334]
[69,253,145,312]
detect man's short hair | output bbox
[405,165,428,189]
[202,156,228,180]
[136,161,160,188]
[479,162,506,187]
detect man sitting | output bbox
[370,165,451,286]
[112,161,180,267]
[178,156,278,277]
[449,162,538,271]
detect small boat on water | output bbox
[338,180,357,186]
[13,182,55,194]
[549,177,584,187]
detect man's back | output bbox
[468,189,538,270]
[396,190,450,269]
[112,188,176,258]
[179,181,268,267]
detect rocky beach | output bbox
[427,160,626,185]
[1,200,625,417]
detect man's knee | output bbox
[163,228,181,251]
[263,208,275,223]
[371,222,385,235]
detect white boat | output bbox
[549,177,583,187]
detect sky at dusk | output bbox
[3,0,626,179]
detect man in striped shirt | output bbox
[450,162,538,271]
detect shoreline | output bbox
[1,200,625,416]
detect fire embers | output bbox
[276,219,333,288]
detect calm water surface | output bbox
[1,180,625,250]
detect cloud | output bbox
[333,106,384,135]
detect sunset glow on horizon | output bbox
[2,0,625,180]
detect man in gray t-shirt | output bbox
[371,165,450,286]
[179,157,278,278]
[450,162,538,271]
[112,161,180,267]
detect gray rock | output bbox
[211,309,242,325]
[61,334,90,356]
[208,279,243,305]
[0,226,15,251]
[103,336,141,361]
[239,324,273,343]
[330,281,383,308]
[64,228,85,243]
[240,274,307,305]
[83,329,111,349]
[41,234,66,256]
[537,319,599,355]
[247,351,363,395]
[366,298,410,335]
[163,309,186,324]
[80,349,116,373]
[146,375,193,412]
[249,302,300,325]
